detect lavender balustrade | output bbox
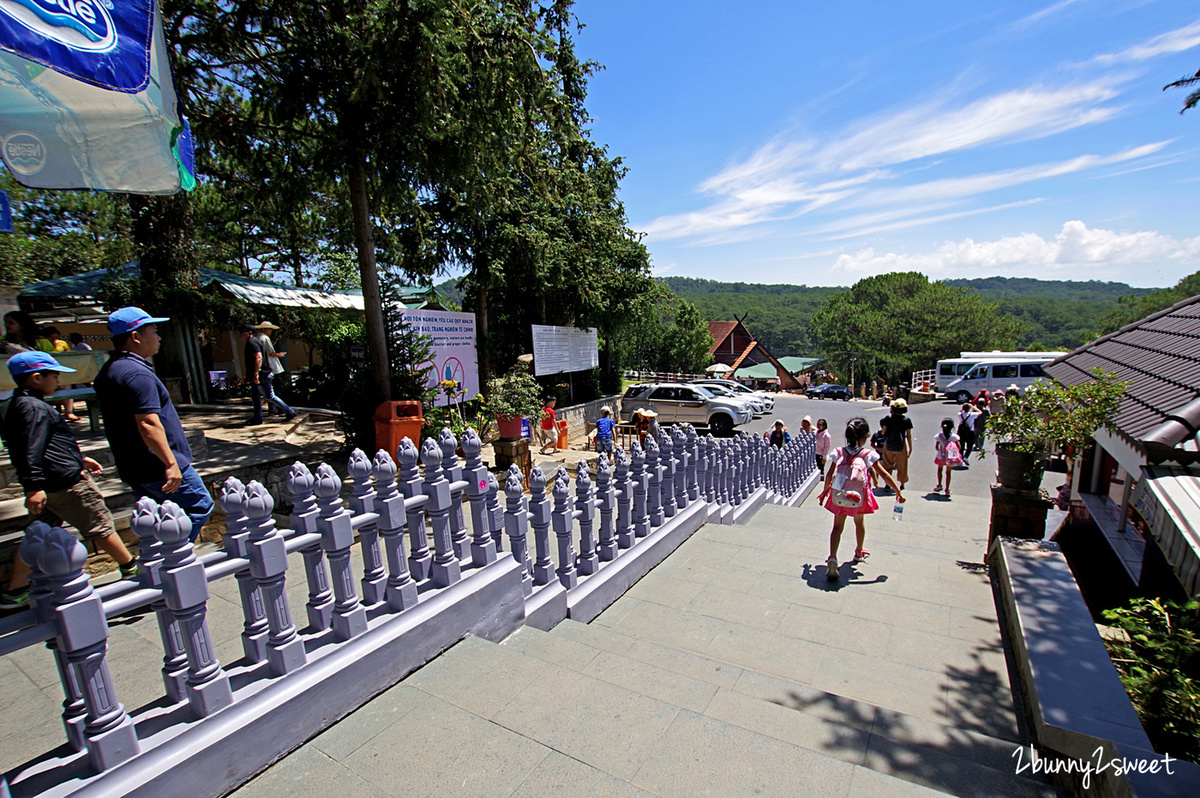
[630,441,650,538]
[502,465,534,596]
[33,525,140,770]
[613,447,635,549]
[528,466,554,586]
[314,463,369,641]
[551,469,578,589]
[348,449,387,605]
[217,478,268,663]
[595,453,617,561]
[439,429,470,560]
[371,450,419,612]
[287,463,334,630]
[422,439,462,588]
[22,521,86,751]
[461,429,497,567]
[152,502,234,717]
[657,429,677,519]
[644,434,664,526]
[397,438,433,582]
[575,462,598,576]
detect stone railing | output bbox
[0,425,817,798]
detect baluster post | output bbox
[486,471,504,552]
[461,429,496,567]
[130,498,188,703]
[217,477,267,663]
[422,439,462,587]
[552,470,578,589]
[595,453,617,560]
[153,502,234,717]
[657,429,677,518]
[244,482,307,675]
[397,438,432,581]
[700,434,714,503]
[645,434,664,527]
[528,466,554,585]
[22,522,86,750]
[502,466,533,596]
[372,451,419,612]
[672,426,689,509]
[314,464,369,640]
[39,526,140,770]
[288,463,333,630]
[439,429,470,560]
[575,462,598,575]
[630,441,650,538]
[613,448,635,549]
[348,449,386,605]
[685,426,700,503]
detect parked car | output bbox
[694,382,765,415]
[691,379,774,413]
[620,383,753,435]
[806,384,852,401]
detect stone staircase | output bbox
[234,500,1063,797]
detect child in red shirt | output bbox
[539,396,558,453]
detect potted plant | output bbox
[485,365,544,440]
[987,367,1126,490]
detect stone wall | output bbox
[556,395,622,444]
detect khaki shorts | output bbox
[538,426,557,446]
[879,448,910,485]
[40,474,116,541]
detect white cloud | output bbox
[831,221,1200,278]
[1094,20,1200,64]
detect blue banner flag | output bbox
[0,0,187,194]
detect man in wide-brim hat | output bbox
[253,321,294,416]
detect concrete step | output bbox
[524,619,1060,798]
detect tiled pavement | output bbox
[231,493,1061,798]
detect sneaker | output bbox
[945,489,952,498]
[119,558,140,579]
[934,484,942,493]
[826,557,839,580]
[284,412,296,421]
[853,548,870,561]
[0,588,30,610]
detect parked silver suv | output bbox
[692,379,775,413]
[620,383,753,436]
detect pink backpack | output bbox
[941,435,963,466]
[831,447,870,508]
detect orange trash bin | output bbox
[374,401,424,462]
[556,418,569,449]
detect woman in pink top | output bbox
[814,417,833,473]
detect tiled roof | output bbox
[1044,293,1200,458]
[707,321,739,354]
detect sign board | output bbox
[0,189,10,233]
[531,324,598,377]
[398,308,479,402]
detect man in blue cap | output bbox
[1,352,138,609]
[93,307,213,542]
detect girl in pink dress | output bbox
[813,418,832,473]
[817,417,906,580]
[933,418,964,496]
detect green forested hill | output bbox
[663,275,1163,354]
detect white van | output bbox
[943,359,1055,403]
[935,351,1066,393]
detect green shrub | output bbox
[1102,598,1200,763]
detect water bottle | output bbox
[892,502,904,522]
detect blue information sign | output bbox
[0,189,12,233]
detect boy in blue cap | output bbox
[1,352,137,609]
[93,307,213,542]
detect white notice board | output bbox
[531,325,599,376]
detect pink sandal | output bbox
[853,548,870,561]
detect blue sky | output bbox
[573,0,1200,288]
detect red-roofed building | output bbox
[707,320,802,390]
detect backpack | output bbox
[830,447,871,508]
[942,436,963,466]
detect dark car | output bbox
[806,384,852,401]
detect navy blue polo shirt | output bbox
[94,351,193,484]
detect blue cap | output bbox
[107,307,169,336]
[6,351,76,377]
